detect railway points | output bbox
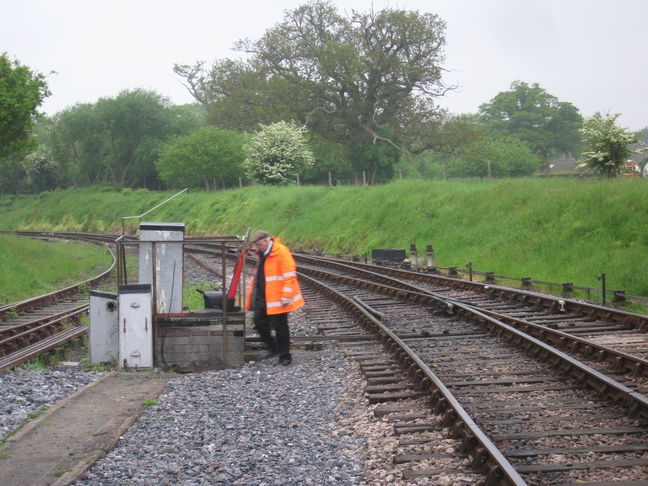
[2,231,648,485]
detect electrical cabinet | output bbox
[139,222,184,313]
[118,284,153,369]
[89,290,118,364]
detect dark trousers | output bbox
[253,308,291,360]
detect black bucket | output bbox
[198,290,237,311]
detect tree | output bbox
[49,103,104,187]
[0,154,27,194]
[580,112,639,177]
[48,89,201,189]
[156,126,247,190]
[175,1,451,165]
[478,81,582,165]
[302,134,352,185]
[244,121,314,185]
[23,145,58,193]
[0,53,50,159]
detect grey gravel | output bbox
[75,350,367,485]
[0,367,103,439]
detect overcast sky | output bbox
[3,0,647,130]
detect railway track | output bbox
[294,255,648,393]
[5,231,648,483]
[0,235,117,371]
[293,260,648,485]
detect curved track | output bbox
[294,258,648,485]
[5,232,648,484]
[0,234,116,371]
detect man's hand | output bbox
[281,297,291,306]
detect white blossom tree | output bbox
[244,121,314,185]
[579,113,638,177]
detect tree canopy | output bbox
[175,0,450,162]
[157,126,247,190]
[48,90,201,188]
[0,53,50,159]
[478,81,582,162]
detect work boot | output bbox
[259,350,277,360]
[278,357,292,366]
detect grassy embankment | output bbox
[0,234,112,305]
[1,178,647,301]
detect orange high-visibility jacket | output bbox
[245,237,305,314]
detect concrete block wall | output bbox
[156,313,245,371]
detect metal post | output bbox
[116,238,123,286]
[221,244,227,317]
[467,262,472,281]
[121,240,128,285]
[151,242,158,365]
[221,244,229,366]
[597,273,606,305]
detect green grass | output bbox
[183,277,222,310]
[1,178,648,297]
[0,234,112,305]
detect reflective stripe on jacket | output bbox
[245,237,305,314]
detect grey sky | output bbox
[4,0,647,130]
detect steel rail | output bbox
[298,272,527,486]
[0,242,116,320]
[187,244,648,383]
[298,265,648,420]
[296,254,648,331]
[0,234,117,369]
[0,306,88,357]
[296,256,648,378]
[0,304,88,340]
[0,326,87,372]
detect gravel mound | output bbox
[76,350,368,485]
[0,367,103,439]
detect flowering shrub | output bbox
[244,121,314,185]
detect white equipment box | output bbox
[89,290,118,364]
[139,221,184,314]
[118,284,153,369]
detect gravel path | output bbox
[75,349,370,485]
[0,367,103,439]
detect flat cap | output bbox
[250,229,270,243]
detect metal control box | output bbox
[139,221,184,313]
[89,290,118,364]
[118,284,153,369]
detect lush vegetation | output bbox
[1,178,647,297]
[7,2,645,196]
[0,234,112,304]
[580,113,641,176]
[0,53,50,160]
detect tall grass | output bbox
[1,178,647,296]
[0,234,112,304]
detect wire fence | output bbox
[307,248,647,309]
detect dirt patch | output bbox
[0,371,169,486]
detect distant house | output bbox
[628,140,648,171]
[547,139,648,177]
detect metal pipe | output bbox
[120,188,188,234]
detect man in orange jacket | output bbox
[245,229,304,365]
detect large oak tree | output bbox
[175,0,451,179]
